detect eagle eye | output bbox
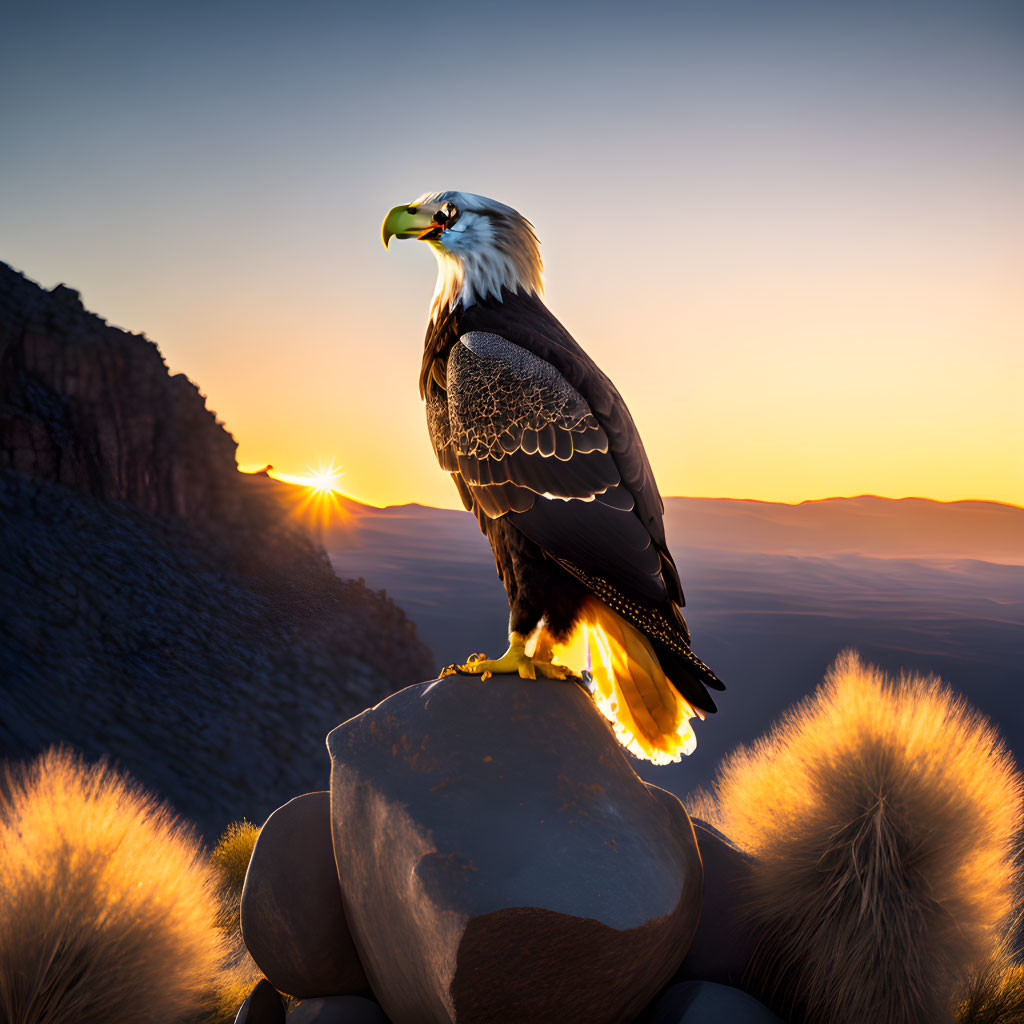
[434,201,459,227]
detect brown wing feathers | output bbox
[431,330,672,604]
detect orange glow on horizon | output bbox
[269,459,345,495]
[244,459,1024,514]
[259,459,357,535]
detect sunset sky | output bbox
[2,0,1021,508]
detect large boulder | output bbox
[241,792,367,998]
[328,675,702,1024]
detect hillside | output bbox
[0,262,434,837]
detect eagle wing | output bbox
[427,330,681,605]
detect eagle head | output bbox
[382,191,542,320]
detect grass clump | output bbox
[211,820,260,892]
[956,953,1024,1024]
[0,747,227,1024]
[210,820,260,933]
[696,652,1023,1024]
[206,820,264,1021]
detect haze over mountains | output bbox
[323,493,1024,798]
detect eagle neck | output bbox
[429,245,541,324]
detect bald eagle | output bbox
[382,192,723,762]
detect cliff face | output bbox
[0,268,240,521]
[0,262,434,836]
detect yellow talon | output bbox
[451,632,575,682]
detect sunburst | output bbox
[268,460,352,539]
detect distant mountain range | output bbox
[661,494,1023,563]
[319,492,1024,799]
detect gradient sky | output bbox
[2,0,1021,508]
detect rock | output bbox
[673,816,760,986]
[235,978,286,1024]
[242,792,367,997]
[328,674,703,1024]
[288,995,390,1023]
[645,981,782,1022]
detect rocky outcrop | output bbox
[237,783,773,1022]
[327,675,703,1024]
[1,263,239,522]
[230,657,1022,1023]
[0,262,434,836]
[233,679,780,1023]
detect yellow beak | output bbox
[381,204,440,249]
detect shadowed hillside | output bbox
[0,262,434,836]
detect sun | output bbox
[270,459,346,494]
[307,467,344,495]
[260,459,353,538]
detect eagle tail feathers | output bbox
[555,597,702,764]
[552,557,723,707]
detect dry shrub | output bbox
[956,949,1024,1024]
[206,821,263,1022]
[210,820,260,933]
[211,820,259,892]
[704,651,1023,1024]
[0,748,227,1024]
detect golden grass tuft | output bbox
[211,820,260,894]
[206,820,264,1022]
[956,948,1024,1024]
[210,820,260,934]
[0,747,227,1024]
[701,651,1023,1024]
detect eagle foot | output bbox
[453,633,573,681]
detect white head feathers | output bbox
[412,191,543,321]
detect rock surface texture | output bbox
[0,262,433,834]
[242,792,367,998]
[328,675,703,1024]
